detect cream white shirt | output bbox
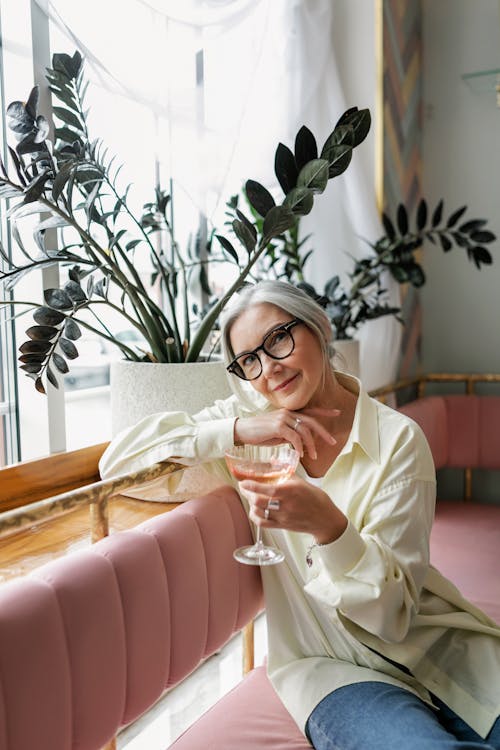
[100,374,500,738]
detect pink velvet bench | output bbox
[1,393,499,750]
[399,393,500,623]
[0,486,310,750]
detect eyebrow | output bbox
[232,319,294,360]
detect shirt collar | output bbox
[335,371,380,464]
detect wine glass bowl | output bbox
[225,444,300,565]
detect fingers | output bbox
[233,408,340,459]
[247,492,281,527]
[290,413,337,459]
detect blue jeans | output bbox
[305,682,500,749]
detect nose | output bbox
[260,351,282,378]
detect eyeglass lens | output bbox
[234,325,295,380]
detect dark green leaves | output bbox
[263,205,296,240]
[52,51,83,80]
[274,143,298,195]
[397,204,408,235]
[16,269,91,389]
[382,212,396,241]
[222,108,373,270]
[19,340,52,355]
[6,92,38,136]
[52,106,84,132]
[373,199,497,285]
[44,288,73,310]
[59,337,78,359]
[296,159,329,194]
[416,199,427,231]
[64,318,82,340]
[320,125,353,178]
[446,205,467,228]
[334,107,371,147]
[232,217,256,255]
[283,187,314,216]
[53,352,69,373]
[33,307,66,326]
[431,200,443,228]
[216,234,239,262]
[64,280,87,303]
[245,180,275,217]
[294,126,318,171]
[26,325,58,340]
[25,86,40,120]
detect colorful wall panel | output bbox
[379,0,423,377]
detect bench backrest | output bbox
[399,394,500,470]
[0,486,263,750]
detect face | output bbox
[228,303,329,410]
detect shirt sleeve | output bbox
[99,395,243,479]
[304,476,435,643]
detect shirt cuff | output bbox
[315,520,366,578]
[196,416,237,458]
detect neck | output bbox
[307,369,342,409]
[307,370,358,430]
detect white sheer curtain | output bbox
[34,0,400,388]
[282,0,402,390]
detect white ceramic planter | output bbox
[110,360,232,436]
[110,360,233,501]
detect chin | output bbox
[271,390,310,411]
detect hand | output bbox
[234,408,340,459]
[240,475,348,544]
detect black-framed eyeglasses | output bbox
[227,318,302,381]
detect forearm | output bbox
[304,479,435,643]
[100,402,240,479]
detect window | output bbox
[0,0,293,465]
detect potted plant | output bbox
[222,188,495,375]
[0,51,371,414]
[301,199,495,341]
[225,192,495,341]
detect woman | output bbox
[100,280,500,749]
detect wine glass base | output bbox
[233,544,285,566]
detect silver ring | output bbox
[293,417,302,431]
[267,499,280,511]
[264,508,270,520]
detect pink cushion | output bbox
[430,501,500,623]
[399,396,448,468]
[399,394,500,470]
[0,579,72,750]
[441,395,500,469]
[169,666,311,750]
[443,396,480,467]
[32,552,127,750]
[96,529,171,725]
[479,397,500,468]
[0,486,263,750]
[136,493,263,689]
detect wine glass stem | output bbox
[240,484,264,548]
[254,524,264,547]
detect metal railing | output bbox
[0,459,180,541]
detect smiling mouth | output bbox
[274,374,298,391]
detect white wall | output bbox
[421,0,500,373]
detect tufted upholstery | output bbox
[1,408,499,749]
[0,487,265,750]
[399,394,500,625]
[399,394,500,470]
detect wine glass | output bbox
[225,444,300,565]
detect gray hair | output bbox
[220,280,336,407]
